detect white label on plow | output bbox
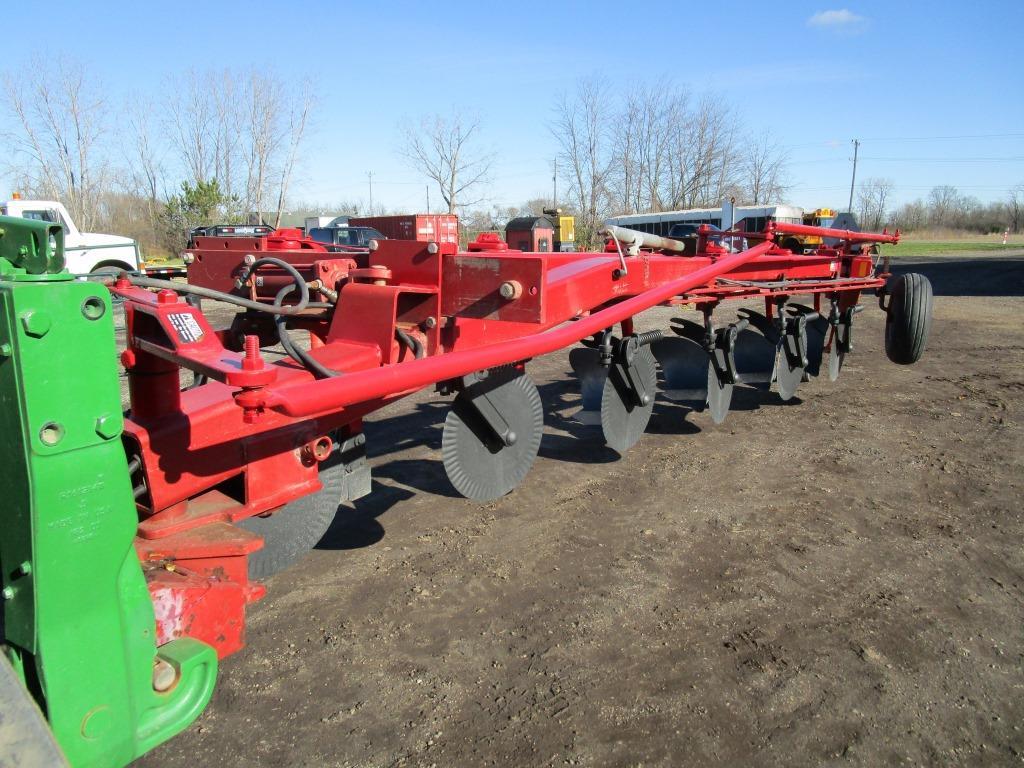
[168,312,205,344]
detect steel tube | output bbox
[603,224,689,253]
[264,241,773,417]
[768,221,900,244]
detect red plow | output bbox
[115,220,932,660]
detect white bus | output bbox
[606,202,804,238]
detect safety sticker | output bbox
[168,312,204,344]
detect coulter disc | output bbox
[442,371,544,501]
[601,347,658,453]
[789,305,828,378]
[239,450,346,580]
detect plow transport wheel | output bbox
[885,272,934,365]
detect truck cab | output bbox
[307,225,386,250]
[0,197,142,277]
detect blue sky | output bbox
[3,0,1022,213]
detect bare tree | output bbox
[1007,184,1023,233]
[166,70,215,186]
[663,96,741,210]
[608,83,680,215]
[857,178,894,230]
[1,58,108,230]
[400,111,494,215]
[210,69,244,212]
[123,96,167,245]
[273,86,313,227]
[550,78,612,249]
[927,185,962,227]
[741,130,789,205]
[891,199,928,231]
[245,71,285,223]
[164,68,316,225]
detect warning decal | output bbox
[168,312,205,344]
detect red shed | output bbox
[505,216,555,252]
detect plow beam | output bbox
[264,240,774,418]
[768,221,901,245]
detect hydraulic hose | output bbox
[125,260,312,316]
[395,328,425,359]
[273,285,343,379]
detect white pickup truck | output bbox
[0,197,142,277]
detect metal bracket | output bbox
[781,313,810,370]
[830,303,863,354]
[337,432,371,502]
[453,369,518,449]
[610,332,662,407]
[709,321,747,386]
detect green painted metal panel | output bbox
[0,215,217,767]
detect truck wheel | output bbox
[88,266,126,304]
[884,273,933,364]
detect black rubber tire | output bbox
[0,653,68,767]
[885,272,933,365]
[238,452,345,580]
[782,238,803,254]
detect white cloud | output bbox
[807,9,867,29]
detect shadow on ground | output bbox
[891,257,1024,297]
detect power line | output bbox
[784,132,1024,149]
[860,132,1024,142]
[788,155,1024,165]
[859,156,1024,163]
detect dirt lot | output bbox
[139,254,1024,767]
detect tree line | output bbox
[857,178,1023,235]
[3,62,1018,259]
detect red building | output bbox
[505,216,555,252]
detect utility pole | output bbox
[426,184,430,214]
[552,158,558,207]
[367,171,374,213]
[848,139,860,213]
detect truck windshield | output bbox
[23,210,57,222]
